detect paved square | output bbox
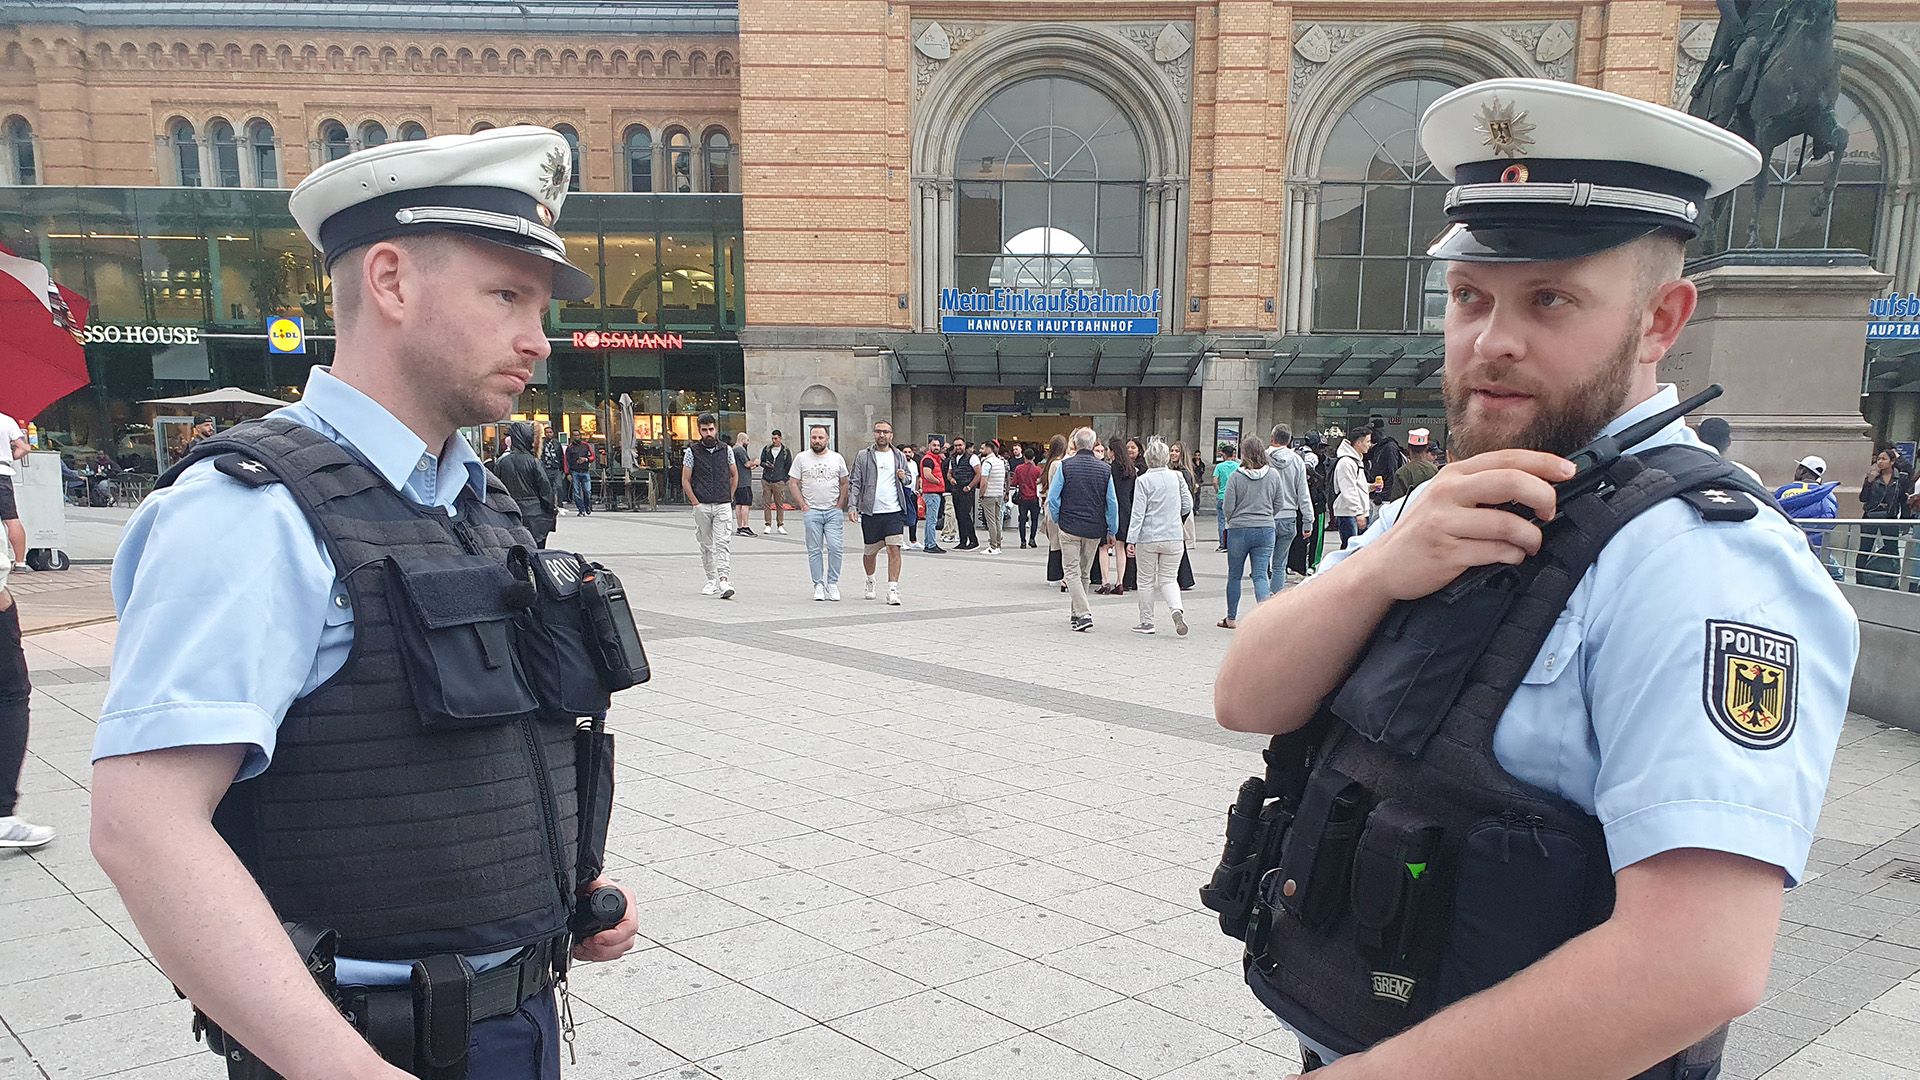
[3,509,1917,1078]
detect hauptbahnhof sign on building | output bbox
[939,288,1161,336]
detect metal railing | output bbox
[1795,518,1920,593]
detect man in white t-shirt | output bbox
[977,440,1010,554]
[0,412,27,571]
[787,424,850,601]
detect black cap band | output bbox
[316,185,556,267]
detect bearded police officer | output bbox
[1209,80,1857,1079]
[91,127,642,1080]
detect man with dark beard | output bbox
[1213,80,1856,1080]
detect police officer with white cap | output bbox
[1210,79,1858,1079]
[91,127,640,1079]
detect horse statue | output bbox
[1687,0,1848,249]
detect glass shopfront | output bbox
[0,187,743,500]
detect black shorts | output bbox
[861,511,905,547]
[0,476,14,521]
[733,486,753,507]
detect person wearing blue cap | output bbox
[90,126,641,1080]
[1211,79,1858,1080]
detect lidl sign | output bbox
[939,288,1160,336]
[267,316,306,354]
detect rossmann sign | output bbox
[571,331,685,350]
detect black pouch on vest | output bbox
[1349,801,1444,1007]
[386,555,541,730]
[1437,814,1592,1005]
[578,562,650,690]
[1275,768,1369,931]
[1331,568,1524,757]
[517,550,616,718]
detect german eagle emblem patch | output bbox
[1703,621,1797,750]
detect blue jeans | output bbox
[921,492,945,549]
[570,472,592,514]
[1270,513,1304,594]
[805,507,844,585]
[1335,515,1360,548]
[1224,525,1274,620]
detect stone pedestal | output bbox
[1665,251,1887,489]
[740,327,896,461]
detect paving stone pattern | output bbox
[2,510,1916,1078]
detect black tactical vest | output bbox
[161,418,579,961]
[1206,444,1777,1080]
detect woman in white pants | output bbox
[1126,438,1193,635]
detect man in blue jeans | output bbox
[565,434,595,515]
[788,424,850,601]
[919,437,948,553]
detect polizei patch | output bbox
[1703,621,1797,750]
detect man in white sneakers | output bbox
[848,419,910,605]
[977,439,1009,554]
[789,424,849,601]
[681,412,738,599]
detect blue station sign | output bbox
[1869,292,1920,340]
[939,288,1161,336]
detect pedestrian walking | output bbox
[1096,435,1138,595]
[1012,450,1043,549]
[1127,438,1192,636]
[1389,428,1440,499]
[539,422,564,503]
[1211,446,1240,551]
[1331,426,1372,547]
[949,437,980,550]
[1264,425,1314,595]
[565,434,595,515]
[1219,435,1285,629]
[849,420,911,605]
[978,439,1009,554]
[487,421,558,548]
[732,431,756,536]
[0,561,51,849]
[789,424,848,601]
[0,410,26,571]
[919,437,948,553]
[683,412,738,599]
[1047,427,1118,632]
[89,127,641,1078]
[759,429,793,534]
[1043,434,1069,588]
[902,444,920,547]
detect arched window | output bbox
[170,118,202,186]
[624,125,653,192]
[398,121,428,141]
[1703,90,1886,255]
[208,119,242,187]
[664,128,693,192]
[319,120,351,163]
[471,121,495,134]
[703,128,732,193]
[247,120,279,187]
[3,116,34,185]
[358,121,388,150]
[555,124,582,191]
[1311,77,1455,334]
[953,76,1147,293]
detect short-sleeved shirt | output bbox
[1318,385,1858,888]
[1012,461,1043,501]
[792,449,848,510]
[0,412,21,477]
[1213,459,1240,499]
[870,449,903,514]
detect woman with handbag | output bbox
[1042,434,1068,590]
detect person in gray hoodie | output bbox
[1264,424,1314,594]
[1220,435,1287,627]
[1127,438,1193,636]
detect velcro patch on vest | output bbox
[1371,970,1416,1006]
[215,454,280,487]
[1704,620,1797,750]
[1679,488,1760,521]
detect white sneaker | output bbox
[700,580,719,596]
[887,583,901,606]
[986,547,1000,555]
[825,584,842,602]
[718,579,735,600]
[777,525,789,535]
[813,583,827,602]
[0,816,54,850]
[865,578,877,601]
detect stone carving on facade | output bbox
[1119,23,1193,104]
[1290,21,1575,98]
[914,22,951,61]
[911,21,1193,105]
[1674,21,1719,107]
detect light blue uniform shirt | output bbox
[1292,385,1859,1062]
[95,366,518,986]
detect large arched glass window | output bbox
[1704,90,1885,255]
[319,120,351,163]
[170,118,202,186]
[703,128,732,193]
[358,121,388,150]
[3,116,34,185]
[664,128,693,191]
[208,119,242,187]
[624,125,653,192]
[247,120,279,187]
[1313,78,1454,333]
[398,122,428,142]
[555,124,583,191]
[953,76,1147,293]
